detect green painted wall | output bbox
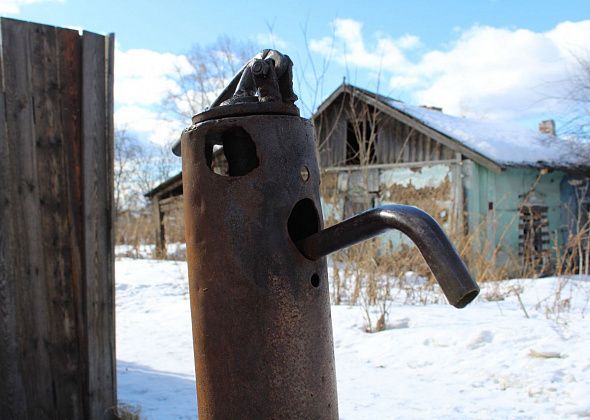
[463,160,566,265]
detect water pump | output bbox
[175,50,479,419]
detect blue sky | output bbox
[3,0,589,145]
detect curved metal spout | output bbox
[296,205,479,308]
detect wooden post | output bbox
[151,197,167,258]
[0,18,115,419]
[452,152,464,235]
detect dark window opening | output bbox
[346,120,376,165]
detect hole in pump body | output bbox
[288,198,320,254]
[300,166,310,182]
[310,273,320,287]
[205,126,259,176]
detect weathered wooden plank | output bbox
[104,32,117,413]
[159,194,184,207]
[393,120,401,163]
[380,121,389,163]
[412,132,418,162]
[434,141,441,160]
[82,30,116,419]
[57,24,89,418]
[152,199,167,256]
[402,126,410,163]
[30,21,85,417]
[0,19,27,419]
[1,18,55,417]
[450,153,464,234]
[425,136,431,162]
[419,133,425,161]
[382,122,392,164]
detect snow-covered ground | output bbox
[116,258,590,419]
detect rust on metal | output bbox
[182,114,337,419]
[296,205,479,308]
[180,49,479,419]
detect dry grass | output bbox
[115,201,185,259]
[322,171,590,330]
[113,403,142,420]
[115,211,154,254]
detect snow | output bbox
[116,258,590,419]
[385,99,585,168]
[115,243,186,260]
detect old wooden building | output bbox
[148,84,590,275]
[315,84,590,276]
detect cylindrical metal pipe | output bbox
[295,205,480,308]
[181,114,338,419]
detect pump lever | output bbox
[295,205,479,308]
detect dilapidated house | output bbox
[315,84,590,275]
[147,83,590,275]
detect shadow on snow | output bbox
[117,360,197,419]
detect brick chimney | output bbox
[538,119,556,136]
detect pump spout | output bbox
[296,205,479,308]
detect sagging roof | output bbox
[144,171,182,199]
[314,84,589,173]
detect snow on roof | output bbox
[384,98,583,168]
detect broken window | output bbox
[519,205,550,273]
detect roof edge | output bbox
[316,84,504,173]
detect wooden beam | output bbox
[451,152,464,235]
[322,158,459,172]
[152,199,167,258]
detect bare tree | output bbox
[161,36,256,121]
[134,143,179,196]
[557,54,590,140]
[114,128,141,214]
[114,129,178,213]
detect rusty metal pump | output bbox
[175,50,479,419]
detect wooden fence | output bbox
[0,18,116,419]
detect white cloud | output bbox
[396,34,422,50]
[0,0,62,14]
[115,47,192,107]
[115,105,185,146]
[310,19,590,122]
[310,19,413,72]
[114,46,194,145]
[408,23,590,120]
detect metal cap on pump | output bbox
[172,49,299,156]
